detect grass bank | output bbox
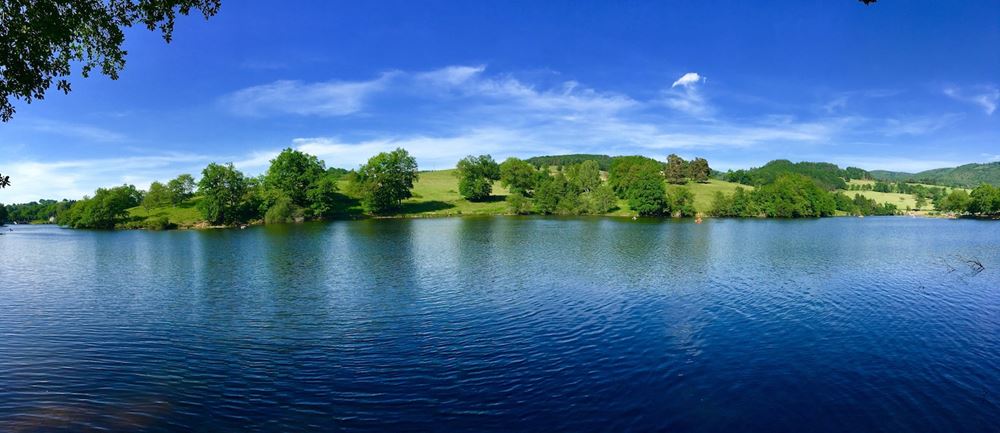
[127,169,752,227]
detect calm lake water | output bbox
[1,217,998,432]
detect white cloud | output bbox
[881,114,960,136]
[943,85,999,115]
[663,72,711,118]
[416,65,486,86]
[672,72,704,88]
[292,128,564,170]
[0,153,216,203]
[7,65,990,203]
[220,72,397,117]
[416,66,637,114]
[26,119,126,142]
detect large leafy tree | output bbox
[689,157,711,183]
[142,181,173,210]
[565,160,602,193]
[0,0,221,122]
[454,154,501,201]
[608,156,663,198]
[264,148,327,207]
[166,174,195,204]
[968,184,1000,216]
[499,157,539,196]
[197,162,251,225]
[351,148,419,214]
[626,172,667,216]
[665,154,688,184]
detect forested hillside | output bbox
[721,160,869,191]
[871,162,1000,187]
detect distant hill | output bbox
[870,162,1000,187]
[722,160,865,191]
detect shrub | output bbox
[144,216,175,230]
[506,192,532,214]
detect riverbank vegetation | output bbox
[5,151,1000,229]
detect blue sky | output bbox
[2,0,998,202]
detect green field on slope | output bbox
[127,170,751,226]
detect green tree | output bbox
[264,148,328,208]
[665,154,688,184]
[968,184,1000,215]
[566,160,602,193]
[264,195,297,224]
[626,172,667,216]
[709,192,734,217]
[352,148,419,214]
[583,184,618,214]
[143,181,173,210]
[532,174,571,214]
[710,186,759,217]
[197,162,252,225]
[689,157,711,183]
[455,154,501,201]
[0,204,7,224]
[506,192,532,214]
[166,174,195,204]
[305,171,341,217]
[753,174,836,218]
[499,157,538,195]
[938,190,970,213]
[0,0,221,121]
[667,186,696,217]
[608,156,664,197]
[57,184,141,229]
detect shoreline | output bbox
[14,212,996,232]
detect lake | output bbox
[1,217,998,432]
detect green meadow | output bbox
[126,169,753,226]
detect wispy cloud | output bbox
[0,153,218,203]
[943,85,999,115]
[26,119,127,142]
[881,114,961,136]
[415,66,637,115]
[662,72,711,118]
[5,65,990,203]
[672,72,704,88]
[220,72,397,117]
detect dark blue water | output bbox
[1,217,998,432]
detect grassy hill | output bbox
[840,180,968,212]
[350,169,747,217]
[723,160,854,190]
[843,180,924,210]
[127,197,206,227]
[870,162,1000,188]
[127,169,749,226]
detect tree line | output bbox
[450,154,705,217]
[934,184,1000,216]
[10,150,996,229]
[44,148,418,229]
[709,174,899,218]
